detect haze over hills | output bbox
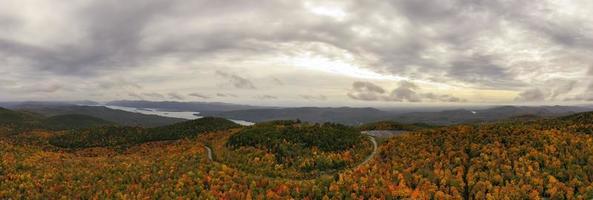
[3,100,592,126]
[106,100,270,112]
[0,107,114,131]
[206,104,593,125]
[8,104,185,128]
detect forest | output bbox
[49,117,240,148]
[222,121,372,179]
[2,107,593,199]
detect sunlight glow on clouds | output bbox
[305,2,347,21]
[1,0,593,105]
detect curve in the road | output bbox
[359,136,378,167]
[204,146,213,161]
[202,134,378,179]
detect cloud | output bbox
[28,84,63,93]
[515,89,547,102]
[128,92,144,100]
[216,93,237,98]
[142,92,164,98]
[168,92,185,100]
[188,93,210,99]
[386,81,421,102]
[215,71,256,89]
[447,56,523,89]
[347,81,386,101]
[348,81,464,102]
[300,95,328,101]
[568,82,593,101]
[515,79,577,102]
[272,78,284,85]
[256,95,278,100]
[549,79,576,99]
[2,0,593,104]
[97,78,142,90]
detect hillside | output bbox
[204,105,593,125]
[393,105,593,125]
[358,121,437,131]
[0,107,113,131]
[205,107,391,125]
[0,107,42,127]
[49,117,240,148]
[107,100,267,112]
[42,114,115,130]
[2,112,593,198]
[14,105,186,127]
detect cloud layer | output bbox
[348,81,465,103]
[1,0,593,105]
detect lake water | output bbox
[102,105,255,126]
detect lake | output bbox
[102,105,255,126]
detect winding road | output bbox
[204,135,378,167]
[359,136,378,167]
[204,145,213,161]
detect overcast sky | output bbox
[1,0,593,106]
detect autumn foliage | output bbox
[2,112,593,199]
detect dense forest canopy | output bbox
[221,121,372,179]
[49,117,240,148]
[1,108,593,198]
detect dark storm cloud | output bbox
[215,71,256,89]
[348,81,464,102]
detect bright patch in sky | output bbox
[305,2,347,21]
[287,55,404,81]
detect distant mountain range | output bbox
[0,107,114,131]
[6,104,185,127]
[2,100,592,126]
[202,107,391,125]
[205,105,593,125]
[106,100,269,112]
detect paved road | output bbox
[203,135,378,167]
[204,146,213,161]
[359,136,378,167]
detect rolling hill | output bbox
[49,117,241,148]
[13,105,186,127]
[107,100,267,112]
[42,114,116,130]
[204,107,391,125]
[207,105,593,125]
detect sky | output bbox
[1,0,593,107]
